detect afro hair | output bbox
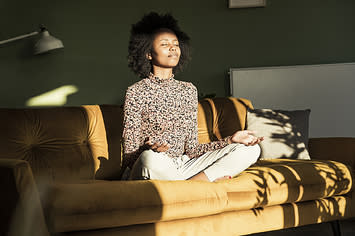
[128,12,191,78]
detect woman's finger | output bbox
[156,144,169,152]
[162,143,170,152]
[156,144,164,152]
[151,143,159,150]
[247,137,257,146]
[247,136,256,145]
[157,146,166,152]
[145,140,153,146]
[252,137,264,145]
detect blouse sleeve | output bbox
[184,85,230,159]
[122,87,144,168]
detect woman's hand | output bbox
[229,130,264,146]
[145,138,170,152]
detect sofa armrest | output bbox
[0,159,49,236]
[308,137,355,172]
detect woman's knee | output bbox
[131,150,180,180]
[130,150,160,180]
[138,150,157,168]
[137,150,173,172]
[230,143,260,165]
[245,144,261,164]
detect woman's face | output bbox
[149,30,181,69]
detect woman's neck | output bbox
[152,66,173,79]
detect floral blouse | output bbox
[122,74,229,168]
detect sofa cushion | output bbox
[44,180,228,233]
[0,105,124,183]
[197,100,214,144]
[87,105,123,180]
[0,107,95,183]
[246,108,311,160]
[220,159,353,212]
[197,97,253,143]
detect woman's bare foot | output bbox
[214,176,232,182]
[188,173,233,182]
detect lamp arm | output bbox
[0,31,39,45]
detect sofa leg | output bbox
[330,220,342,236]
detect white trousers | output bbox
[129,143,260,182]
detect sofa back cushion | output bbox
[94,105,123,180]
[0,97,253,182]
[197,97,253,143]
[0,107,95,183]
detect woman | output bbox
[123,12,263,181]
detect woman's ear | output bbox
[146,53,152,60]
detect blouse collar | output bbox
[148,72,175,84]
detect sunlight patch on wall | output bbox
[26,85,78,106]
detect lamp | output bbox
[0,25,64,54]
[229,0,266,8]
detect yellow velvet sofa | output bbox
[0,97,354,236]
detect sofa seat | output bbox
[44,159,353,234]
[44,179,228,233]
[220,158,353,212]
[56,194,355,236]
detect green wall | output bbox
[1,0,354,107]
